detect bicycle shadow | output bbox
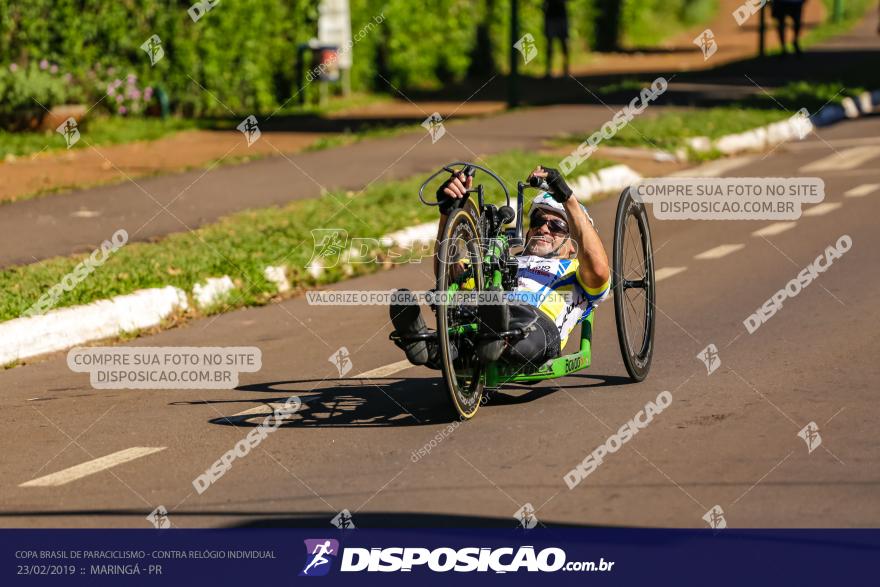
[174,372,628,429]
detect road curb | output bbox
[0,286,189,366]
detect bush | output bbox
[0,0,712,117]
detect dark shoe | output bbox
[476,296,509,363]
[390,289,429,365]
[425,339,457,370]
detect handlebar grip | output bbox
[529,176,550,191]
[463,164,476,178]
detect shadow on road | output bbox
[170,372,633,429]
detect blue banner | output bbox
[3,529,878,586]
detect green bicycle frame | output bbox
[446,230,595,387]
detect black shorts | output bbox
[502,304,562,370]
[545,16,569,40]
[771,1,804,22]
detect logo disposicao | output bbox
[300,539,340,577]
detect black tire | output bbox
[612,188,655,382]
[436,205,485,419]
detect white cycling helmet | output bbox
[527,192,596,229]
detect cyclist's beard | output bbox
[524,234,567,258]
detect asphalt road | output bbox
[1,115,878,529]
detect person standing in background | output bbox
[544,0,570,78]
[772,0,808,56]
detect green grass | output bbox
[0,91,394,160]
[0,150,614,323]
[0,116,202,159]
[557,106,790,159]
[624,0,719,48]
[805,0,877,46]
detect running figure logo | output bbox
[513,33,538,64]
[300,539,340,577]
[692,29,718,61]
[697,344,721,375]
[140,34,165,66]
[237,114,261,146]
[514,503,539,529]
[330,509,356,529]
[56,117,80,149]
[702,505,727,529]
[798,421,822,453]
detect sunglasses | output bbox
[530,211,569,235]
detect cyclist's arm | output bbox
[433,172,472,277]
[564,198,610,289]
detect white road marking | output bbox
[20,447,166,488]
[230,395,322,418]
[354,360,414,378]
[800,146,880,172]
[669,156,755,178]
[752,222,796,237]
[802,202,842,216]
[844,183,879,198]
[655,267,687,281]
[694,243,745,260]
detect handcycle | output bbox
[391,162,655,420]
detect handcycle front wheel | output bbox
[612,187,655,382]
[436,203,485,419]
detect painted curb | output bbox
[192,275,235,308]
[0,286,188,365]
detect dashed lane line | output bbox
[20,447,166,488]
[752,222,796,237]
[799,146,880,172]
[803,202,843,217]
[694,244,745,260]
[844,184,879,198]
[354,360,414,379]
[655,267,687,282]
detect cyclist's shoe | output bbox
[390,289,429,365]
[425,339,457,370]
[476,294,509,363]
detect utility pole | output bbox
[759,4,766,57]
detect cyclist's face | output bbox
[525,210,572,257]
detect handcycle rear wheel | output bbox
[436,204,485,419]
[612,187,655,381]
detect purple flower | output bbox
[144,86,154,100]
[126,73,137,84]
[129,89,141,100]
[107,85,116,97]
[39,59,49,70]
[118,105,127,115]
[115,94,124,103]
[9,63,18,72]
[49,64,59,74]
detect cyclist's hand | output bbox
[529,165,573,203]
[436,170,473,215]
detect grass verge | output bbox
[0,150,614,323]
[0,117,204,160]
